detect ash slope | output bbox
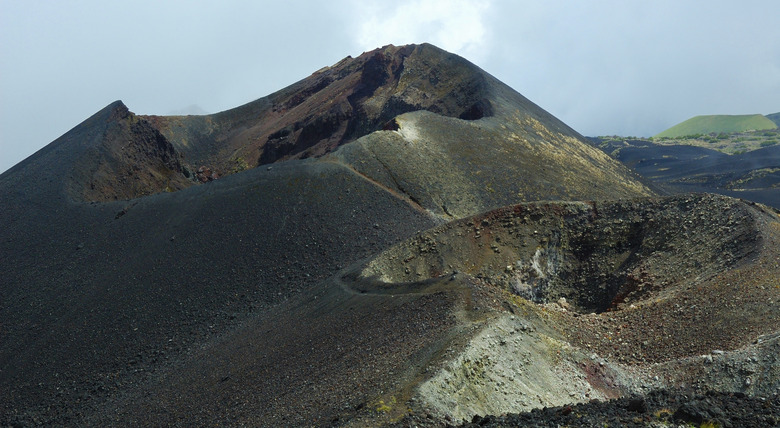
[84,194,780,427]
[0,43,657,426]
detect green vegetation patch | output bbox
[599,128,779,155]
[655,114,777,138]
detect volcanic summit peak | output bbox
[58,43,504,202]
[16,42,653,215]
[148,42,499,166]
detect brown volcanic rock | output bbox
[145,43,496,172]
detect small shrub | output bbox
[682,133,704,140]
[654,408,673,420]
[375,400,391,412]
[372,396,396,413]
[230,157,249,174]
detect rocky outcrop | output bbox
[147,43,498,173]
[68,101,193,201]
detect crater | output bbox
[357,195,759,313]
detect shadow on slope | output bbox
[85,272,479,427]
[589,137,780,209]
[0,159,437,425]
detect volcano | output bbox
[1,44,778,427]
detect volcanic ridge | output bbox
[1,43,778,427]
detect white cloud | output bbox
[350,0,492,63]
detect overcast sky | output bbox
[2,0,779,173]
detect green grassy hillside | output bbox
[655,114,777,138]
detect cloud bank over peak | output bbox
[351,0,492,64]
